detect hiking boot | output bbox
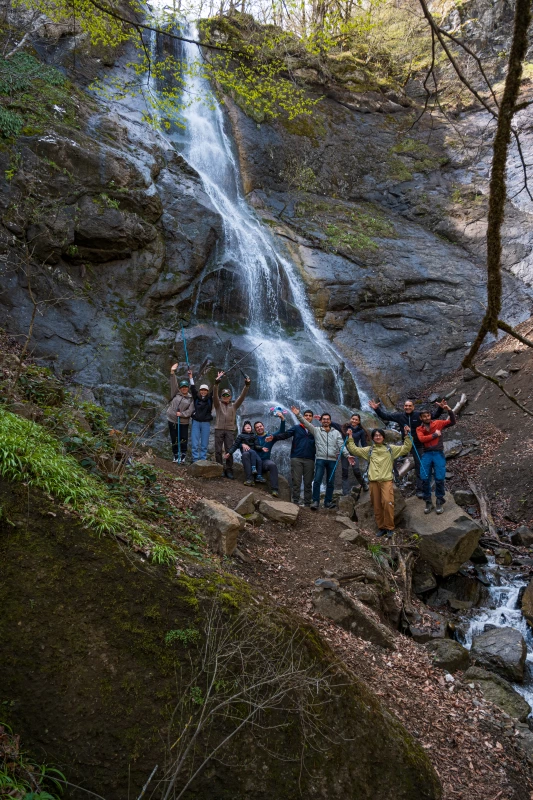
[362,483,369,492]
[251,466,257,475]
[243,479,254,486]
[424,500,433,515]
[271,489,279,498]
[324,501,337,510]
[376,529,387,538]
[386,530,394,539]
[255,475,266,484]
[310,501,319,511]
[224,469,234,480]
[173,456,180,463]
[436,499,445,515]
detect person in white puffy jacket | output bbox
[292,406,346,511]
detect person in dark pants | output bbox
[187,369,213,462]
[275,408,316,506]
[368,397,447,497]
[225,421,266,486]
[293,407,346,511]
[167,363,194,463]
[213,371,251,479]
[332,413,368,495]
[253,413,286,497]
[416,403,456,515]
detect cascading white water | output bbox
[462,558,533,711]
[163,23,357,410]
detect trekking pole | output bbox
[222,342,263,376]
[328,435,350,484]
[180,322,190,370]
[214,328,247,380]
[177,416,181,464]
[407,433,427,479]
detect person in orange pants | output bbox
[346,426,412,538]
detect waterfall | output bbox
[154,23,361,416]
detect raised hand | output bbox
[244,375,251,385]
[216,370,225,381]
[369,399,380,410]
[171,362,179,373]
[291,406,300,416]
[187,368,193,378]
[434,399,446,408]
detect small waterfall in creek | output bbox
[152,23,361,422]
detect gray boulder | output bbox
[520,577,533,628]
[234,492,257,516]
[463,667,531,722]
[510,526,533,547]
[258,499,299,525]
[337,494,356,519]
[453,489,478,507]
[426,639,470,673]
[312,584,395,649]
[402,496,482,576]
[409,611,449,643]
[412,559,437,594]
[443,439,463,458]
[189,460,224,478]
[470,627,527,682]
[194,498,245,556]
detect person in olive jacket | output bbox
[167,363,195,462]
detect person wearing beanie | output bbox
[346,426,412,537]
[187,369,214,462]
[167,363,195,463]
[225,420,266,486]
[213,370,251,479]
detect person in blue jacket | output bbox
[253,412,286,498]
[275,409,316,506]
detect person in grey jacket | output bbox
[167,363,195,462]
[292,406,346,511]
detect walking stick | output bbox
[177,416,181,464]
[180,322,190,370]
[328,435,350,484]
[214,328,248,380]
[407,432,428,479]
[222,342,263,376]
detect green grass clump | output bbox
[0,407,176,562]
[0,722,64,799]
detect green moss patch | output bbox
[295,195,396,253]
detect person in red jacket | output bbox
[416,403,456,515]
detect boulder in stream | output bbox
[402,496,482,576]
[470,626,527,682]
[520,577,533,628]
[463,667,531,722]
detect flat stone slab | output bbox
[312,585,395,650]
[194,498,244,556]
[190,460,224,478]
[403,496,482,577]
[258,499,299,525]
[471,626,527,683]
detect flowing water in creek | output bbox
[151,24,363,426]
[460,558,533,713]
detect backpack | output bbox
[362,444,401,486]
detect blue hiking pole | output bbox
[180,322,190,370]
[407,432,427,479]
[177,416,181,464]
[329,435,349,485]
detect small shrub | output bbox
[0,108,23,139]
[165,627,200,647]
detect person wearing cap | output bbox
[345,426,412,538]
[187,369,213,462]
[213,370,251,479]
[167,363,195,463]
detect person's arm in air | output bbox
[213,371,223,409]
[443,407,456,428]
[234,376,251,409]
[330,421,343,434]
[188,370,198,400]
[431,400,446,420]
[273,426,296,441]
[293,408,318,437]
[369,399,402,424]
[170,363,179,398]
[391,430,413,459]
[345,434,371,461]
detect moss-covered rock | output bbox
[0,478,441,799]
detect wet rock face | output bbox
[463,666,531,722]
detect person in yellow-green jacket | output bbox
[346,426,412,538]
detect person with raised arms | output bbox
[213,370,251,479]
[274,408,316,506]
[345,426,412,538]
[167,363,195,463]
[416,403,456,515]
[291,406,346,511]
[187,368,213,463]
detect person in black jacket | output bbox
[368,397,447,497]
[332,414,369,495]
[274,408,316,506]
[225,421,266,486]
[188,369,213,462]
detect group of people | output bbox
[167,363,457,536]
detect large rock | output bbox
[312,583,395,649]
[337,494,356,518]
[258,499,299,525]
[355,486,406,532]
[426,639,470,673]
[189,460,224,478]
[403,496,482,576]
[511,526,533,547]
[443,439,463,458]
[412,559,437,594]
[520,577,533,628]
[470,627,527,682]
[463,667,531,722]
[453,489,478,507]
[194,498,245,556]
